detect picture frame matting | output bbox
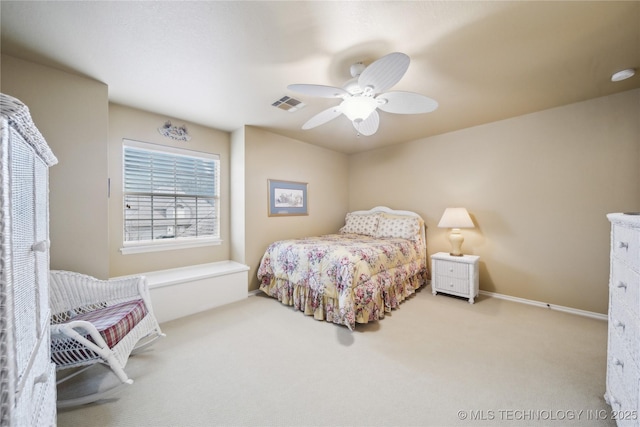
[267,179,308,216]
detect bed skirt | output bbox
[259,268,427,330]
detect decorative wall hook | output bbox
[158,120,191,141]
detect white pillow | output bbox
[339,213,380,236]
[375,214,422,240]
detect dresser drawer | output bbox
[610,294,639,368]
[612,224,640,268]
[606,367,637,427]
[434,259,469,279]
[33,363,56,427]
[612,258,640,317]
[608,334,639,412]
[434,274,470,294]
[14,329,55,426]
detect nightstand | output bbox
[431,252,480,303]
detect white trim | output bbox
[248,289,262,296]
[120,238,222,255]
[138,260,249,289]
[123,138,219,160]
[478,290,607,321]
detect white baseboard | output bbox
[250,284,607,321]
[478,290,607,321]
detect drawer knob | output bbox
[618,241,629,250]
[613,357,624,369]
[449,268,454,273]
[613,319,626,331]
[609,395,621,408]
[617,281,627,290]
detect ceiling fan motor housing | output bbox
[350,62,366,78]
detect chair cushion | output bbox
[72,299,148,348]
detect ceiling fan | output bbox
[287,52,438,136]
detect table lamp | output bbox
[438,207,474,256]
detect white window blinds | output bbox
[123,140,220,244]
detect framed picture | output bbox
[268,179,308,216]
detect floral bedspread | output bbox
[257,233,427,330]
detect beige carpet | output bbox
[56,286,615,427]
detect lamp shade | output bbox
[438,207,474,229]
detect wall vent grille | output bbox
[272,96,305,112]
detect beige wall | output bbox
[4,54,638,314]
[243,126,349,291]
[349,89,640,314]
[1,54,110,278]
[108,103,231,277]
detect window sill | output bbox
[120,238,222,255]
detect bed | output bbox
[257,206,428,330]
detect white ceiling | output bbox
[1,1,639,154]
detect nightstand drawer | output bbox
[434,274,469,294]
[434,259,469,279]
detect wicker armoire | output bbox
[0,94,58,426]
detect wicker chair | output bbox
[49,270,164,407]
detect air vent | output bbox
[272,96,305,112]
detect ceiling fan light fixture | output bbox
[340,96,378,122]
[611,68,635,82]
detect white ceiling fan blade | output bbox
[377,91,439,114]
[288,84,348,98]
[358,52,410,94]
[302,106,342,130]
[353,110,379,136]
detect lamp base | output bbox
[448,229,465,257]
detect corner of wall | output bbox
[230,127,246,264]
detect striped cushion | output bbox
[72,299,147,348]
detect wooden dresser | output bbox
[0,94,58,426]
[605,213,640,427]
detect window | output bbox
[122,139,220,253]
